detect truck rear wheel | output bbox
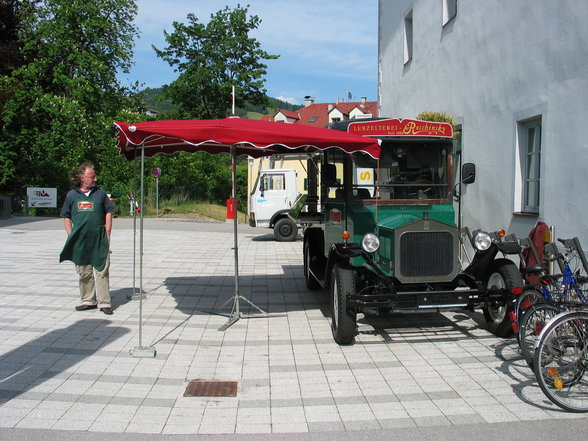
[330,263,357,344]
[274,217,298,242]
[483,258,522,338]
[304,241,321,290]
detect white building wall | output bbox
[274,111,297,124]
[349,107,372,119]
[329,108,345,123]
[378,0,588,246]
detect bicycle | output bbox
[533,309,588,412]
[519,302,561,368]
[509,234,554,337]
[517,239,588,368]
[513,270,559,333]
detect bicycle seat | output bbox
[522,263,547,274]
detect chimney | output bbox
[304,96,314,107]
[361,97,367,107]
[336,98,344,104]
[328,104,333,111]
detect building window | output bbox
[518,117,542,213]
[442,0,457,26]
[404,9,413,64]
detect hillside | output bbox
[139,87,302,117]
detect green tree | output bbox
[0,0,141,201]
[0,0,23,76]
[149,4,278,207]
[153,4,278,119]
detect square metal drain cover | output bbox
[184,380,238,397]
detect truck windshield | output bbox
[353,143,452,201]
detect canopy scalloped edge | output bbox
[113,119,381,160]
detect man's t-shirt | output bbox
[59,186,115,270]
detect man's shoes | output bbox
[75,304,98,311]
[75,304,112,315]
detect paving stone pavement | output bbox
[0,216,586,435]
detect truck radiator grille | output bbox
[399,231,454,278]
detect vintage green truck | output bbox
[301,118,522,344]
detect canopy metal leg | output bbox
[130,144,156,358]
[128,146,146,301]
[211,145,267,330]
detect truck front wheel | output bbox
[483,258,522,338]
[274,217,298,242]
[330,263,357,344]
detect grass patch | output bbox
[118,198,247,223]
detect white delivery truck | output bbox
[248,158,372,241]
[248,168,302,241]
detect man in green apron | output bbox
[60,162,115,314]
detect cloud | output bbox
[275,96,299,105]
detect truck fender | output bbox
[304,228,324,256]
[324,244,363,287]
[269,210,293,227]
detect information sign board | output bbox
[27,187,57,208]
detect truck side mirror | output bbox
[259,175,265,196]
[461,163,476,184]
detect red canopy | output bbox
[114,118,381,160]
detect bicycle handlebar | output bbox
[557,238,576,248]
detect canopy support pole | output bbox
[130,144,156,358]
[214,145,266,329]
[128,147,146,301]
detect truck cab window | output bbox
[378,144,449,200]
[261,173,285,191]
[323,151,345,199]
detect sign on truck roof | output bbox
[347,118,453,139]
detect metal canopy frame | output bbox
[130,144,268,358]
[114,118,382,357]
[212,145,267,329]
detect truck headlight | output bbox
[361,233,380,253]
[474,231,492,251]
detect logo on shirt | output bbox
[78,201,94,212]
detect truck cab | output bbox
[303,118,522,344]
[249,169,300,241]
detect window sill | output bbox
[513,211,539,217]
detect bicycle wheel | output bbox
[515,289,543,323]
[534,311,588,412]
[514,289,543,343]
[519,303,561,368]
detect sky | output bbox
[119,0,379,106]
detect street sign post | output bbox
[153,168,161,217]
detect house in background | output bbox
[378,0,588,246]
[266,96,378,128]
